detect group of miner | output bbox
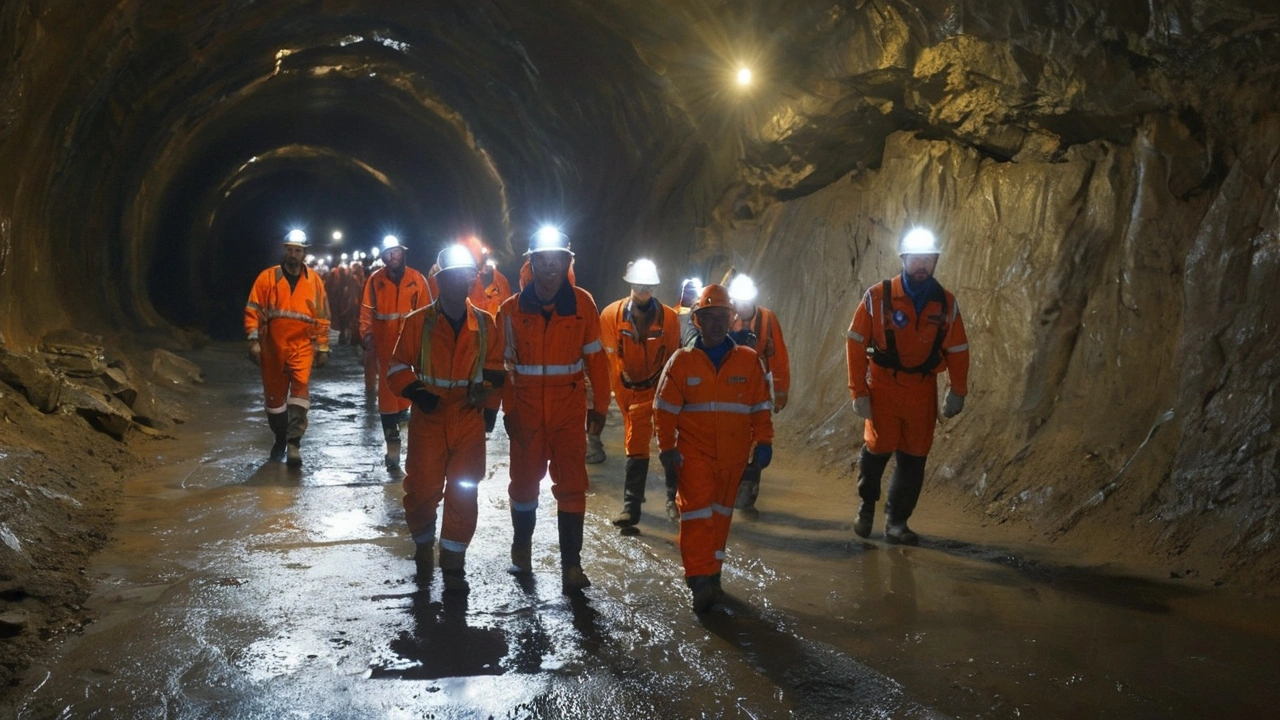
[243,224,969,612]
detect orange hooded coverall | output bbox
[497,282,610,513]
[845,275,969,456]
[654,340,773,578]
[360,265,433,414]
[600,297,682,456]
[244,265,331,423]
[730,306,790,407]
[386,301,504,549]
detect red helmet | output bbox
[693,283,733,312]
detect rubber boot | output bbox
[439,547,468,593]
[413,541,435,578]
[854,447,891,538]
[267,411,289,462]
[585,434,606,464]
[558,511,591,592]
[381,412,403,473]
[663,458,680,522]
[735,463,762,519]
[885,451,926,545]
[687,575,716,613]
[611,458,649,527]
[286,404,308,468]
[509,507,536,574]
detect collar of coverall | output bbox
[517,275,577,316]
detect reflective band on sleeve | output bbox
[682,401,752,414]
[946,343,969,353]
[654,398,683,415]
[582,339,603,354]
[847,330,865,343]
[681,506,714,520]
[373,312,403,321]
[950,299,960,323]
[749,401,773,413]
[513,360,584,376]
[247,330,259,341]
[246,302,263,312]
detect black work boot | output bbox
[611,458,649,528]
[509,507,536,574]
[687,575,716,613]
[439,547,469,593]
[558,511,591,593]
[854,447,891,538]
[885,451,927,545]
[267,411,289,462]
[735,463,762,519]
[381,412,403,473]
[286,404,308,468]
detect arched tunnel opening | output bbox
[2,1,1279,716]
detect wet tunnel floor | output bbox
[18,344,1280,719]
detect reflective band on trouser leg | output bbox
[439,407,486,548]
[403,410,449,543]
[676,456,743,577]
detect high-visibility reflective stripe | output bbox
[749,400,773,413]
[266,403,287,414]
[715,550,726,560]
[946,343,969,353]
[847,330,865,343]
[387,362,412,377]
[286,396,310,410]
[265,309,318,323]
[712,503,734,516]
[682,506,714,520]
[412,531,435,546]
[654,398,682,415]
[373,312,402,321]
[513,360,584,376]
[512,499,539,512]
[247,330,260,340]
[439,538,468,552]
[423,377,471,389]
[503,313,518,365]
[682,401,753,414]
[583,339,603,354]
[950,299,960,323]
[246,302,263,312]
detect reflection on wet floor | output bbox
[18,343,1280,719]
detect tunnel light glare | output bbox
[736,67,753,87]
[285,229,308,245]
[456,480,479,492]
[332,230,343,241]
[370,247,380,258]
[728,274,758,302]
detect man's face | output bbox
[384,247,405,272]
[438,267,478,304]
[283,245,306,273]
[530,251,570,292]
[901,253,938,284]
[630,284,655,304]
[694,306,734,346]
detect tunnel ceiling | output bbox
[0,0,1277,338]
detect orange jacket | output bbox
[599,297,681,393]
[476,267,513,316]
[654,340,774,463]
[244,265,331,351]
[386,300,504,409]
[846,275,969,397]
[497,281,610,417]
[731,305,790,395]
[359,266,433,344]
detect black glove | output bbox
[402,381,439,414]
[659,448,683,487]
[483,408,498,433]
[586,409,606,436]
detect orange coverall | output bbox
[497,282,610,513]
[360,266,433,414]
[476,266,513,316]
[654,340,773,577]
[730,305,790,406]
[386,301,504,548]
[599,297,681,457]
[244,265,332,420]
[845,275,969,456]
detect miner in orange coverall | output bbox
[497,226,610,593]
[846,227,970,545]
[724,274,791,519]
[386,244,504,592]
[244,230,331,468]
[654,284,773,612]
[360,235,432,474]
[599,258,681,530]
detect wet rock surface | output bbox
[9,346,1280,718]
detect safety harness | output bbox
[869,279,949,376]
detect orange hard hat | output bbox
[693,283,733,312]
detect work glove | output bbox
[483,408,498,434]
[362,334,374,353]
[852,395,872,420]
[659,448,683,486]
[248,340,261,366]
[314,350,329,369]
[773,391,788,413]
[586,410,606,436]
[753,444,773,470]
[402,382,440,414]
[943,390,966,418]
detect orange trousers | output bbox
[675,455,746,577]
[863,379,939,456]
[259,336,313,413]
[403,401,486,549]
[615,386,656,457]
[505,387,589,513]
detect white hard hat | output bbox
[437,243,479,273]
[283,229,309,247]
[899,228,941,255]
[526,226,573,256]
[623,259,660,285]
[727,274,758,302]
[382,235,405,251]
